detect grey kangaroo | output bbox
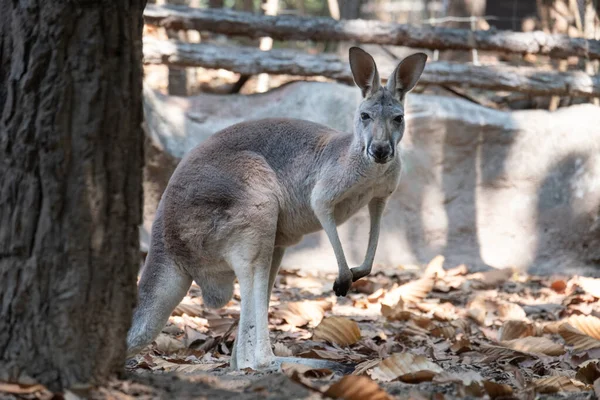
[127,47,427,370]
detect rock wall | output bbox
[143,81,600,275]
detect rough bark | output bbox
[0,0,145,391]
[143,4,600,60]
[142,39,600,97]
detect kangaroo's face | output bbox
[349,47,427,165]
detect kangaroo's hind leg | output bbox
[127,245,193,357]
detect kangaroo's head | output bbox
[349,47,427,164]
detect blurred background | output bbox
[140,0,600,276]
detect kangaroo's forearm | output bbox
[364,197,386,266]
[350,197,386,281]
[316,209,350,274]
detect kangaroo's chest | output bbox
[332,186,375,225]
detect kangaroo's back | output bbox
[177,117,347,181]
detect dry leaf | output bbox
[0,383,47,395]
[274,301,327,327]
[297,348,347,361]
[273,342,294,357]
[151,358,224,373]
[382,275,435,305]
[577,277,600,298]
[173,297,203,317]
[478,344,533,362]
[469,268,513,290]
[533,376,587,393]
[496,302,526,321]
[206,317,236,336]
[313,317,361,346]
[424,255,445,278]
[498,320,540,341]
[434,370,484,385]
[281,363,333,379]
[451,337,472,354]
[380,302,411,321]
[153,334,185,354]
[565,315,600,340]
[482,381,513,398]
[446,264,468,277]
[559,323,600,351]
[369,353,442,382]
[576,360,600,384]
[353,359,382,376]
[429,324,456,339]
[500,336,565,356]
[324,376,392,400]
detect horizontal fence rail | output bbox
[143,38,600,98]
[144,4,600,61]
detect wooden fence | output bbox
[142,4,600,98]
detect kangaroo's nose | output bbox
[368,141,393,164]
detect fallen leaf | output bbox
[434,370,483,385]
[0,383,47,395]
[468,268,513,290]
[424,255,445,278]
[274,300,328,327]
[173,296,203,317]
[559,323,600,351]
[153,334,185,354]
[500,337,565,356]
[482,381,513,398]
[532,376,587,393]
[429,324,456,339]
[576,360,600,384]
[369,353,442,382]
[451,338,472,354]
[577,277,600,298]
[281,363,333,379]
[297,348,347,361]
[446,264,468,277]
[353,359,381,376]
[496,302,526,321]
[498,320,540,341]
[565,315,600,340]
[380,302,411,322]
[206,317,236,336]
[478,343,533,362]
[151,358,224,373]
[273,342,294,357]
[324,376,392,400]
[313,317,361,346]
[382,274,435,305]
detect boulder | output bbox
[143,81,600,275]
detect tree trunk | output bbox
[0,0,145,392]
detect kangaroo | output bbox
[127,47,427,371]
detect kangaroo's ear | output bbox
[349,47,381,98]
[386,53,427,101]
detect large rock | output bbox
[143,81,600,275]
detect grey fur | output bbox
[127,47,427,370]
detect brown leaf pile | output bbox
[116,258,600,399]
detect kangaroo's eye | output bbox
[360,112,370,121]
[394,115,404,124]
